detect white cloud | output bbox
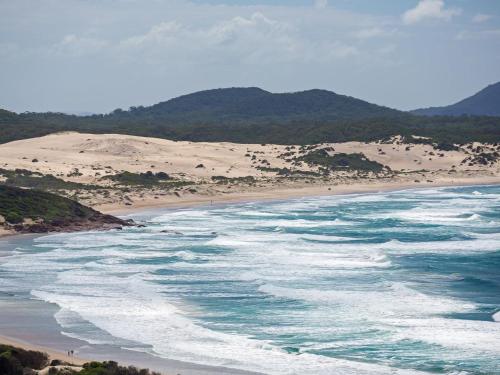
[472,14,493,23]
[115,12,359,65]
[120,21,182,48]
[314,0,328,10]
[4,0,481,113]
[206,12,289,46]
[51,34,108,56]
[353,27,394,39]
[402,0,461,25]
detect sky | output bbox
[0,0,499,113]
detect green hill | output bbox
[1,87,500,145]
[0,185,130,233]
[413,82,500,117]
[108,87,404,123]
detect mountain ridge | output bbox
[412,82,500,117]
[105,87,404,123]
[1,86,500,145]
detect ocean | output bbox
[1,185,499,374]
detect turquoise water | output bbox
[1,186,500,374]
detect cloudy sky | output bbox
[1,0,499,113]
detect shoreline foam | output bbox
[1,184,499,375]
[102,179,500,215]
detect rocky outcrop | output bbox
[10,215,134,234]
[0,185,134,235]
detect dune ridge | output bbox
[0,132,498,215]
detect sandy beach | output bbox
[3,1,499,372]
[2,183,500,374]
[101,177,500,216]
[3,184,500,375]
[1,132,500,374]
[0,132,498,216]
[0,233,262,375]
[0,290,262,375]
[0,334,87,366]
[0,330,259,375]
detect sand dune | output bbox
[0,132,498,213]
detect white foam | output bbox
[493,311,500,322]
[389,317,500,354]
[31,280,424,375]
[239,211,281,217]
[380,238,500,254]
[3,185,500,374]
[258,283,474,318]
[374,207,484,225]
[299,233,358,242]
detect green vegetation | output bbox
[63,361,160,375]
[0,185,127,232]
[256,166,321,177]
[110,87,403,123]
[0,185,96,224]
[101,171,192,190]
[0,344,160,375]
[1,88,499,145]
[0,168,94,190]
[412,81,500,117]
[211,175,256,184]
[101,171,170,186]
[461,151,500,166]
[435,143,460,151]
[0,344,48,375]
[298,150,385,173]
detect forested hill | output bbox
[0,185,131,233]
[1,87,500,145]
[106,87,404,123]
[412,82,500,117]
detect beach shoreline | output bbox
[0,219,263,375]
[0,293,262,375]
[0,330,261,375]
[1,182,499,375]
[92,177,500,215]
[0,333,88,366]
[1,131,499,218]
[1,178,499,239]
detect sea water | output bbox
[1,185,500,374]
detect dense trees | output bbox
[1,88,499,145]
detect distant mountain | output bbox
[412,82,500,117]
[1,87,500,145]
[107,87,404,123]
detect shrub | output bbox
[0,344,49,375]
[435,143,459,151]
[211,176,255,184]
[3,211,24,224]
[101,171,171,186]
[298,149,385,173]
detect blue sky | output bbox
[0,0,499,113]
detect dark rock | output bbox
[160,229,183,235]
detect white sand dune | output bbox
[0,132,498,213]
